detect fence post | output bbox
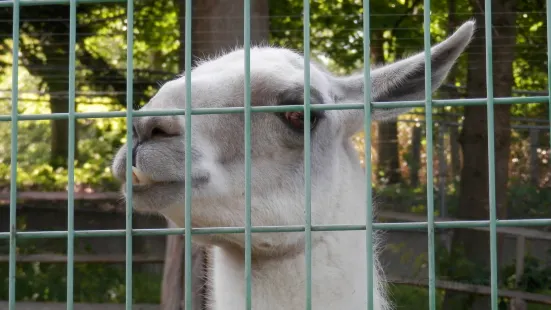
[161,220,184,310]
[529,128,539,186]
[449,125,461,181]
[510,236,527,310]
[410,125,422,187]
[438,124,448,218]
[438,124,451,251]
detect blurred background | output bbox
[0,0,550,309]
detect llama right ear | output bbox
[332,20,475,137]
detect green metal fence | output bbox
[2,0,551,310]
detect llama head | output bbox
[111,21,474,255]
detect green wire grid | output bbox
[362,0,375,309]
[4,0,551,310]
[422,2,437,309]
[124,0,135,309]
[302,0,313,309]
[8,1,20,310]
[183,0,192,308]
[484,1,499,309]
[243,0,253,308]
[1,96,549,122]
[0,0,125,7]
[66,0,77,309]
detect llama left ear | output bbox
[332,20,475,136]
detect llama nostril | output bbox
[151,127,168,137]
[133,116,181,140]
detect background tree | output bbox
[1,0,550,308]
[441,0,517,308]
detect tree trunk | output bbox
[178,0,269,69]
[50,87,71,169]
[43,57,78,169]
[374,31,402,185]
[441,0,516,309]
[162,1,270,309]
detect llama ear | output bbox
[332,20,475,136]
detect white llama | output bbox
[111,20,475,310]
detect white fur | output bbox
[111,21,475,310]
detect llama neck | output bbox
[206,226,387,310]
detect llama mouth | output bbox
[122,166,182,193]
[132,166,155,186]
[124,166,209,194]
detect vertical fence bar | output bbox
[183,0,193,309]
[125,0,135,308]
[243,0,253,309]
[484,0,498,308]
[66,0,77,308]
[302,0,312,309]
[8,1,20,309]
[361,1,374,310]
[422,1,436,309]
[547,0,551,149]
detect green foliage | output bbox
[0,96,125,191]
[388,284,446,309]
[374,181,551,219]
[387,240,551,309]
[0,262,161,304]
[501,251,551,294]
[0,219,161,304]
[507,182,551,218]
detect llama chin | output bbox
[111,20,475,310]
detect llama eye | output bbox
[285,112,304,129]
[284,112,319,130]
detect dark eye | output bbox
[284,111,319,131]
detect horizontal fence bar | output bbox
[0,254,165,264]
[0,96,549,122]
[0,0,125,7]
[1,219,550,239]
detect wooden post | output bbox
[160,220,207,310]
[438,124,450,250]
[410,126,422,187]
[438,124,448,218]
[529,128,539,186]
[449,125,461,182]
[510,236,527,310]
[161,220,184,310]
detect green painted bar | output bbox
[483,0,499,308]
[124,0,135,308]
[8,1,20,309]
[66,0,77,308]
[422,1,436,309]
[0,222,548,254]
[183,0,193,309]
[361,0,375,309]
[547,0,551,149]
[3,1,551,309]
[243,0,253,308]
[1,217,549,241]
[0,0,125,7]
[1,96,549,122]
[302,0,313,309]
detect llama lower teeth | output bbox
[132,166,154,185]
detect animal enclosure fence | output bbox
[1,1,551,310]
